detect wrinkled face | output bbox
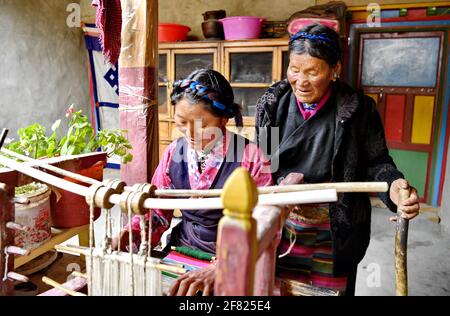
[287,53,340,104]
[174,97,228,151]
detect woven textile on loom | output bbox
[160,249,213,293]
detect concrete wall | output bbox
[441,144,450,233]
[81,0,441,39]
[0,0,90,139]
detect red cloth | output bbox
[92,0,122,65]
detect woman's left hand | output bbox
[168,265,215,296]
[389,178,420,220]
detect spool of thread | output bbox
[171,246,216,262]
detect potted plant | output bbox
[6,104,133,163]
[5,105,133,228]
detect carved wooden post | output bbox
[119,0,159,184]
[254,239,278,296]
[395,184,410,296]
[0,183,14,296]
[215,168,258,296]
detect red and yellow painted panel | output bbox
[411,96,434,145]
[384,94,406,142]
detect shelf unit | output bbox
[157,38,289,155]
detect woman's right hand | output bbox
[111,230,130,252]
[279,172,305,186]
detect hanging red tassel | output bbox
[92,0,122,65]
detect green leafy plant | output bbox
[6,105,133,163]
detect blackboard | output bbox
[361,37,440,87]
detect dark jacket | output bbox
[255,79,403,274]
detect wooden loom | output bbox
[0,148,411,296]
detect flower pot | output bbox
[47,152,107,228]
[14,182,52,250]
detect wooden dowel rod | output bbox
[0,128,8,149]
[153,182,388,197]
[12,196,30,205]
[1,149,141,192]
[55,244,187,275]
[6,246,30,256]
[42,276,86,296]
[0,153,387,211]
[1,148,101,185]
[139,189,337,210]
[395,185,411,296]
[71,271,87,279]
[6,272,29,283]
[6,222,29,232]
[0,155,90,197]
[258,189,337,205]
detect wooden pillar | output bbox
[215,168,258,296]
[0,183,14,296]
[119,0,159,184]
[254,238,278,296]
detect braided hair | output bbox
[171,69,243,127]
[289,24,342,67]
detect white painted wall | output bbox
[0,0,91,139]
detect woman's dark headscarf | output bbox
[289,23,343,67]
[170,69,243,127]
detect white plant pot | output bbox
[15,183,52,250]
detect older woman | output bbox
[254,24,420,295]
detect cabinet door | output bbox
[280,46,290,81]
[224,47,277,118]
[172,49,218,81]
[158,51,170,116]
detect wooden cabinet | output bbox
[158,39,288,157]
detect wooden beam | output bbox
[14,225,89,269]
[215,168,258,296]
[0,183,14,296]
[347,2,450,11]
[119,0,159,184]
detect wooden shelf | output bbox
[14,225,89,269]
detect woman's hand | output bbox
[389,178,420,221]
[278,173,305,218]
[168,265,215,296]
[279,172,305,185]
[111,230,137,252]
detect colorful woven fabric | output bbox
[276,204,348,293]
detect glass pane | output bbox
[282,51,289,80]
[230,52,273,83]
[158,86,168,114]
[159,54,168,83]
[175,54,214,80]
[234,88,267,117]
[361,37,440,87]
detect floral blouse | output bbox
[128,130,273,247]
